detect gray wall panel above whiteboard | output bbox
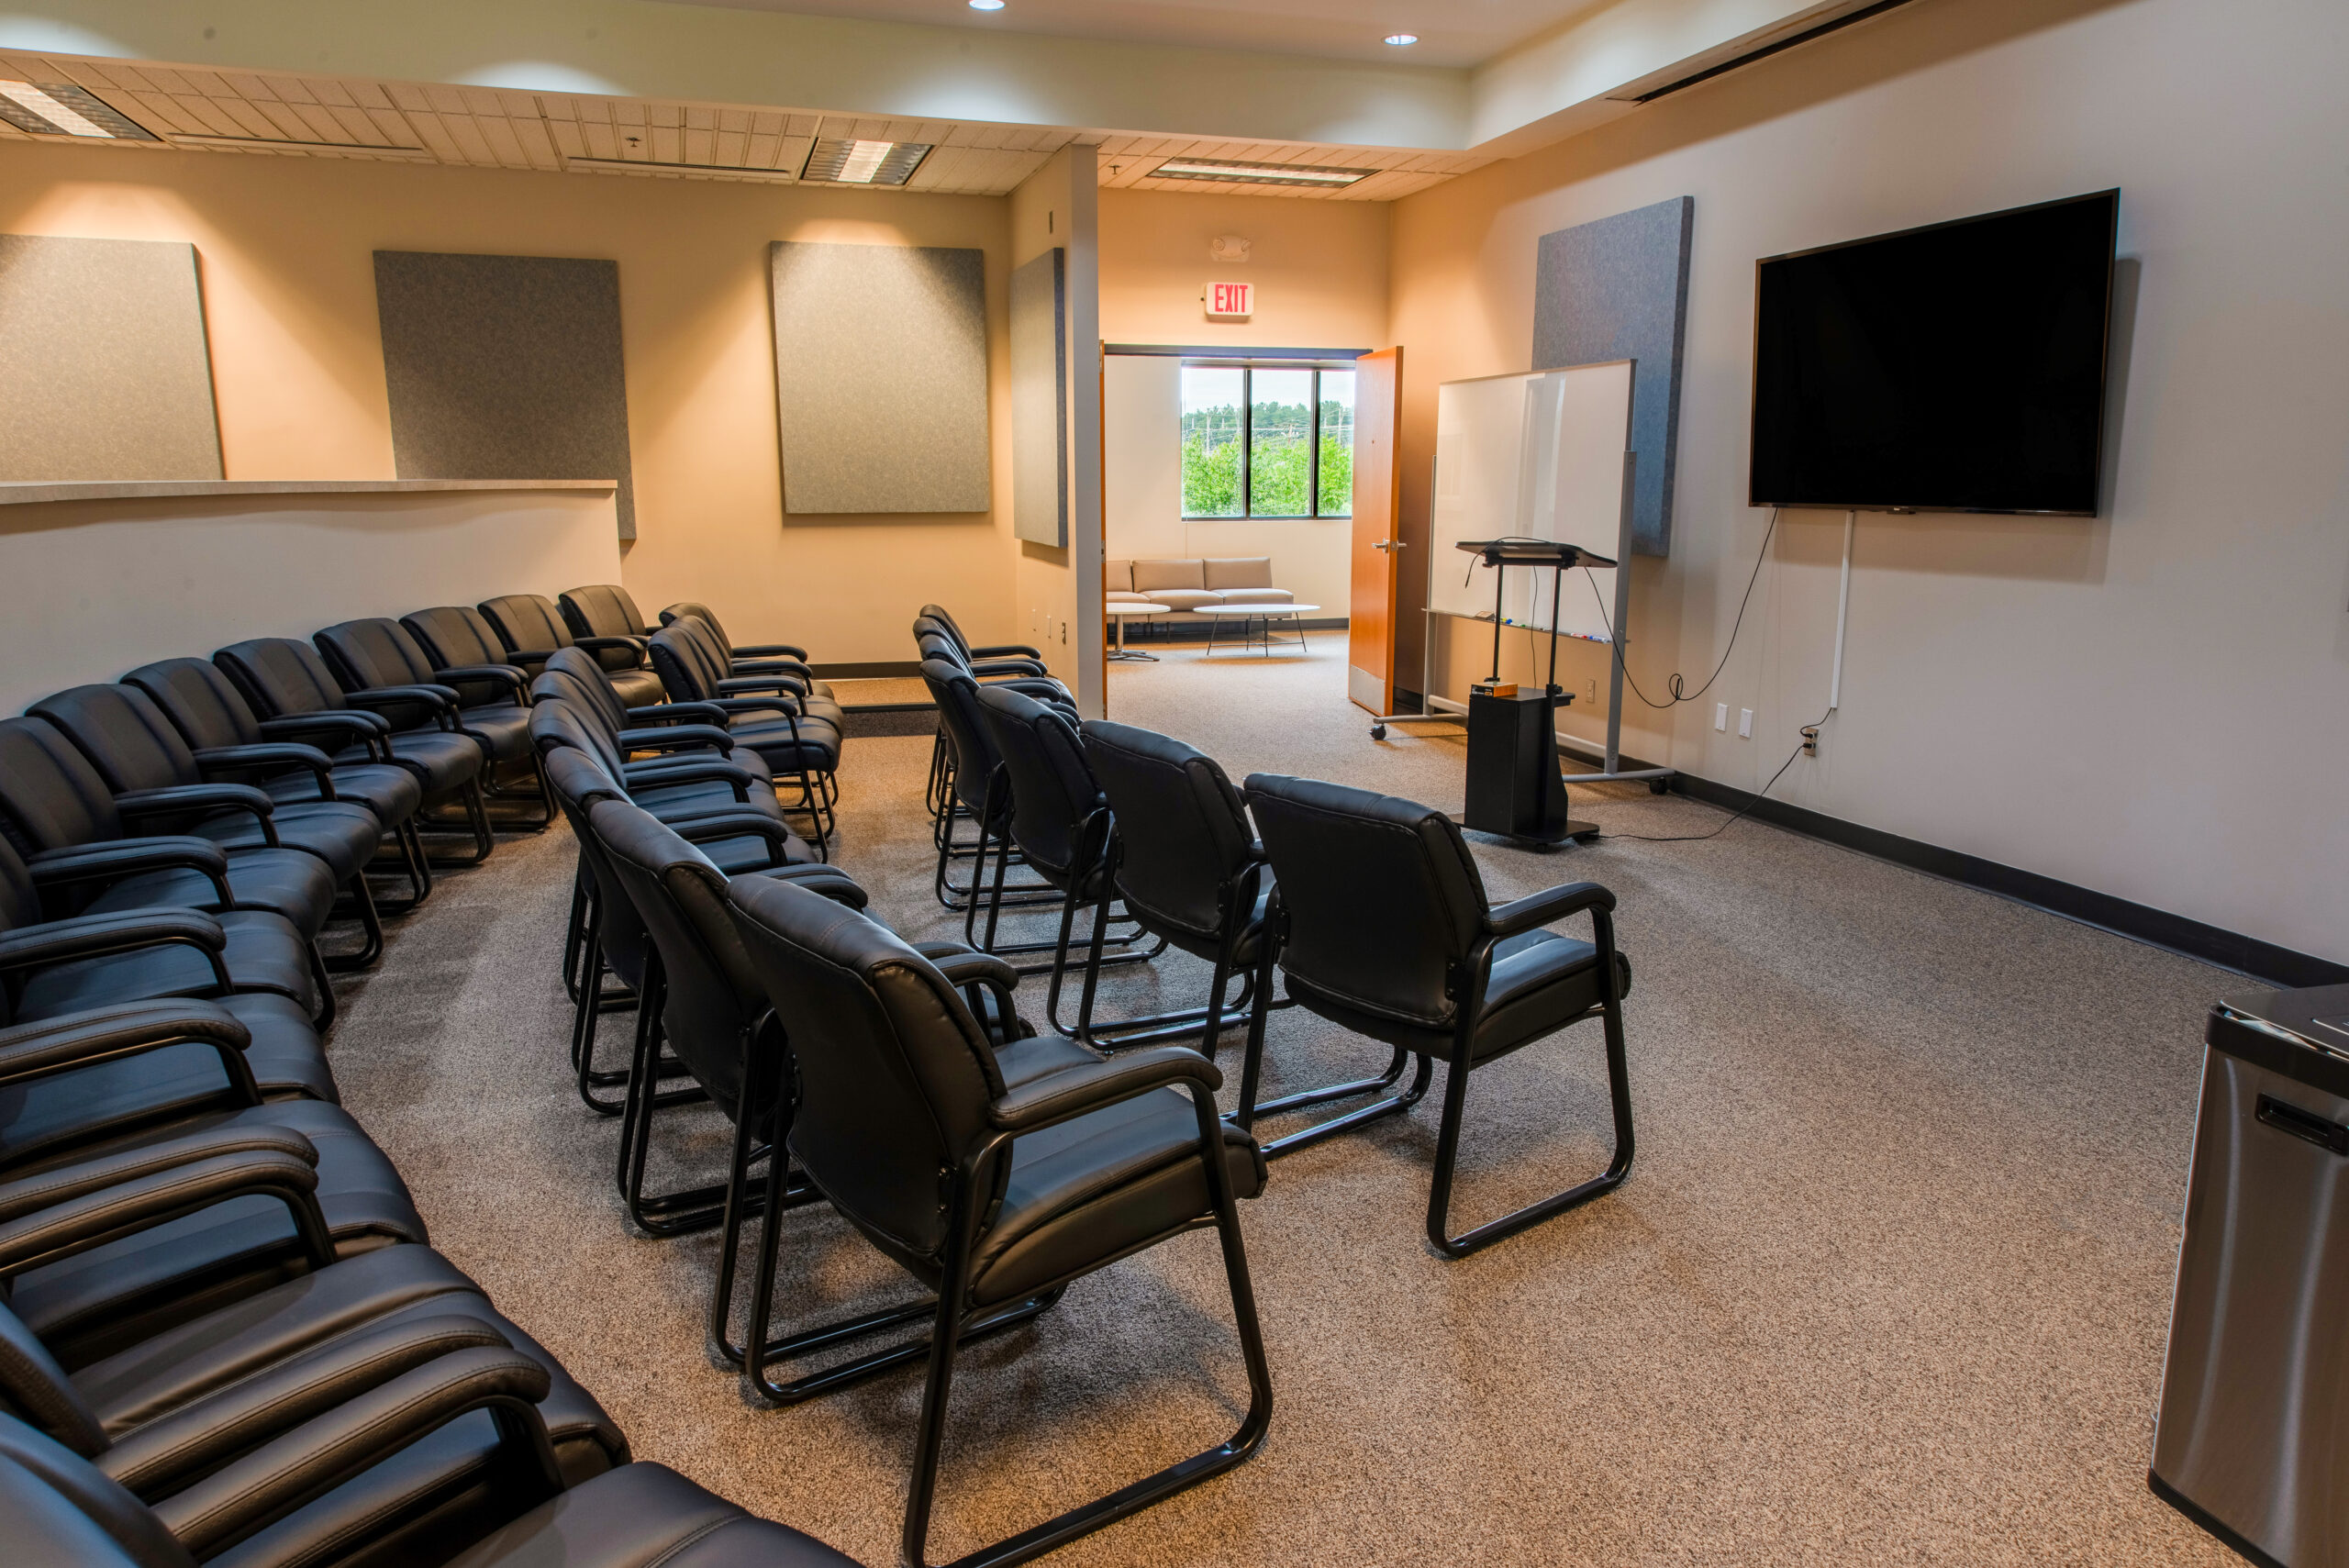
[1009,249,1067,547]
[0,235,222,483]
[768,241,989,516]
[1532,196,1693,556]
[374,251,638,539]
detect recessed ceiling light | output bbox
[969,0,1006,9]
[1148,157,1376,189]
[0,80,156,139]
[1385,33,1419,46]
[801,138,933,186]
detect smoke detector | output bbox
[1208,235,1252,263]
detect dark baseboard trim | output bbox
[812,660,920,679]
[1665,769,2346,989]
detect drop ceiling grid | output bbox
[0,51,1478,199]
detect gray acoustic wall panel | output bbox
[1009,249,1068,547]
[0,234,222,482]
[769,241,989,515]
[1531,196,1694,556]
[374,251,637,539]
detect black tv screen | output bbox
[1750,190,2118,515]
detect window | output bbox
[1180,361,1354,518]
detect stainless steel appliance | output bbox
[2153,983,2349,1567]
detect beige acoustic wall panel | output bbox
[1010,248,1068,546]
[0,236,222,483]
[768,241,989,515]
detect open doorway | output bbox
[1101,347,1363,720]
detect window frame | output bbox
[1179,359,1356,521]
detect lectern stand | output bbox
[1453,538,1610,848]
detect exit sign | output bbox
[1205,281,1253,319]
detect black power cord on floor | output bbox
[1598,708,1831,843]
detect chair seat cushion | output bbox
[1215,587,1293,606]
[1145,589,1223,612]
[6,1100,429,1358]
[16,908,319,1018]
[627,775,788,828]
[1105,591,1152,605]
[453,704,534,765]
[1130,886,1270,970]
[723,721,841,775]
[265,762,421,828]
[82,849,338,940]
[965,1081,1264,1307]
[184,801,383,882]
[698,826,818,874]
[440,1461,863,1568]
[1286,929,1632,1066]
[342,731,481,797]
[607,667,668,709]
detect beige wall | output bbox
[0,139,1021,664]
[1387,0,2349,962]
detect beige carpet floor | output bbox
[326,640,2242,1567]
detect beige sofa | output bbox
[1105,557,1294,628]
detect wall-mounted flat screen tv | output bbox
[1750,190,2118,516]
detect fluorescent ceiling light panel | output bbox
[801,138,930,185]
[0,80,155,139]
[1148,157,1375,188]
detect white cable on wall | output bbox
[1830,508,1854,711]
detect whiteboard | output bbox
[1429,361,1632,642]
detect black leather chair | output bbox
[918,659,1063,923]
[0,717,338,1024]
[0,998,428,1364]
[0,1418,863,1568]
[913,621,1071,840]
[649,619,838,855]
[655,600,835,698]
[1241,773,1637,1257]
[723,875,1273,1565]
[652,613,845,732]
[557,582,651,644]
[212,639,494,865]
[317,617,551,831]
[30,684,389,971]
[533,647,774,790]
[916,604,1048,675]
[480,592,666,710]
[120,658,430,909]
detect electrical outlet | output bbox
[1800,725,1820,758]
[1738,707,1753,739]
[1713,703,1728,732]
[1586,678,1598,705]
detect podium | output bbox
[1454,539,1610,848]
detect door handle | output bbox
[1373,539,1404,551]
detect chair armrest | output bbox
[194,743,338,800]
[343,685,458,731]
[669,812,799,868]
[987,1046,1220,1134]
[99,1313,512,1497]
[618,758,757,801]
[971,657,1051,678]
[615,723,735,754]
[258,711,390,762]
[0,909,234,995]
[971,642,1044,659]
[985,676,1073,703]
[0,998,250,1092]
[26,839,235,906]
[116,784,279,846]
[730,640,807,660]
[924,947,1019,994]
[758,865,868,908]
[0,1122,314,1225]
[707,696,801,722]
[623,700,729,727]
[715,673,809,697]
[429,664,530,703]
[0,1147,332,1281]
[151,1346,561,1559]
[1485,881,1617,940]
[575,634,648,657]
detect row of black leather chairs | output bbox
[1,586,869,1564]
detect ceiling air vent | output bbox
[1609,0,1921,105]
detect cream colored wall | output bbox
[1101,353,1352,615]
[0,139,1020,664]
[1386,0,2349,962]
[1097,189,1391,628]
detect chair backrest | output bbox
[1202,557,1273,591]
[1078,720,1256,945]
[0,1301,107,1455]
[28,685,201,795]
[646,617,734,706]
[560,583,649,640]
[542,746,652,989]
[527,696,631,783]
[0,1413,194,1568]
[586,798,774,1125]
[0,833,54,939]
[477,595,575,662]
[0,717,128,852]
[1241,773,1490,1032]
[918,660,1005,818]
[974,684,1099,882]
[915,605,974,662]
[213,639,350,720]
[120,659,265,751]
[312,618,440,692]
[399,606,509,671]
[725,874,1008,1264]
[531,648,632,734]
[657,600,731,649]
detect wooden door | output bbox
[1347,347,1403,714]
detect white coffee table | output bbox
[1108,602,1173,662]
[1199,604,1319,656]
